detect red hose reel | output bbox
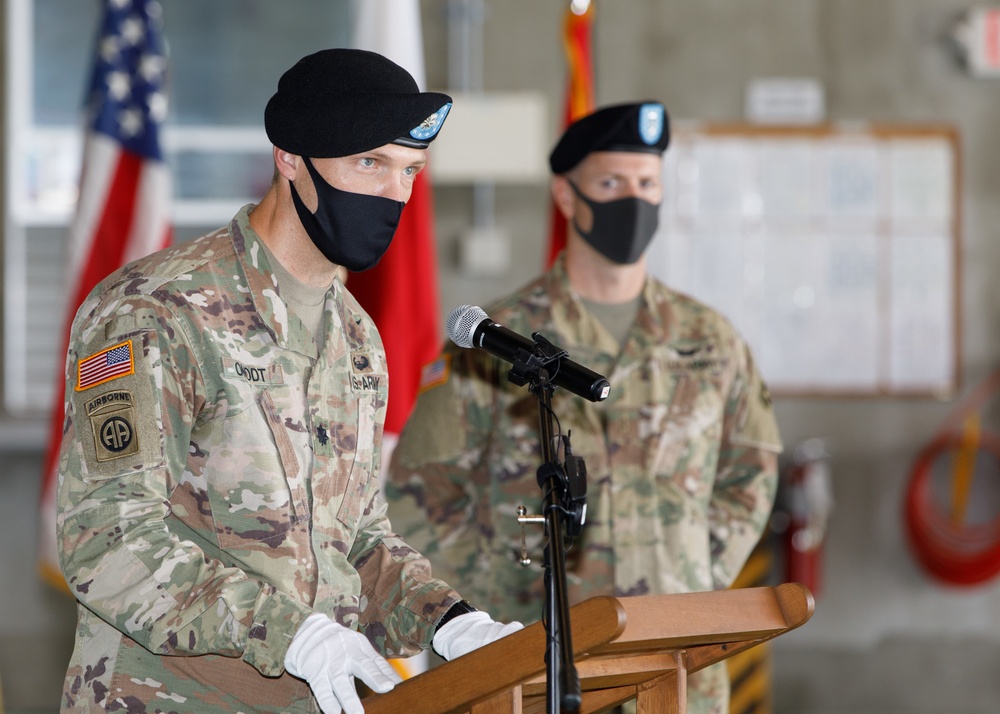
[905,373,1000,586]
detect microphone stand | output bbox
[507,334,586,714]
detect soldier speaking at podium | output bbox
[388,102,782,714]
[56,48,520,714]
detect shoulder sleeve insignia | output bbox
[76,340,134,391]
[85,390,140,461]
[418,354,450,393]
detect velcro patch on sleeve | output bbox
[76,340,135,391]
[72,330,165,479]
[85,390,140,462]
[733,376,783,452]
[418,354,450,394]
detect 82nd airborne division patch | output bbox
[85,389,139,462]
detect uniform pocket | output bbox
[334,394,379,532]
[608,364,727,549]
[208,375,300,548]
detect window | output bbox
[3,0,351,417]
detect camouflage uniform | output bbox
[387,255,781,714]
[57,205,458,713]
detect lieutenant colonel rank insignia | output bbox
[76,340,134,391]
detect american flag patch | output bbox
[76,340,135,391]
[418,355,450,393]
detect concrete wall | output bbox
[3,1,1000,711]
[427,2,1000,712]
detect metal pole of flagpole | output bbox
[446,0,496,234]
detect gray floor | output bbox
[772,637,1000,713]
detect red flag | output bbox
[350,1,443,445]
[545,1,596,267]
[38,0,172,590]
[349,173,441,438]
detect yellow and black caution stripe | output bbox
[727,541,774,714]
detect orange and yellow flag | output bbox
[546,1,596,267]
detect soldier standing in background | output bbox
[387,102,782,713]
[56,49,520,714]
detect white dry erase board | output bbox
[647,123,961,398]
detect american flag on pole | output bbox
[545,0,596,267]
[38,0,172,590]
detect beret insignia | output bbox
[410,103,452,141]
[639,103,665,145]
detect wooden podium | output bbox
[363,583,814,714]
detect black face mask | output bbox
[289,157,404,272]
[568,180,661,265]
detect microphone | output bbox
[446,305,611,402]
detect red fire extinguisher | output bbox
[781,438,833,599]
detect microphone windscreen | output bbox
[446,305,488,348]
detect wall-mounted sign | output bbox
[745,78,825,125]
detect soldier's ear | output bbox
[551,176,575,221]
[274,147,299,183]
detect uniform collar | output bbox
[229,205,373,360]
[543,253,666,355]
[230,204,322,354]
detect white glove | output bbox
[431,610,524,661]
[285,613,402,714]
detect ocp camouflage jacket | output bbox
[57,206,456,713]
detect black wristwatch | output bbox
[434,599,478,633]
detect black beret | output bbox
[549,102,670,174]
[264,48,453,158]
